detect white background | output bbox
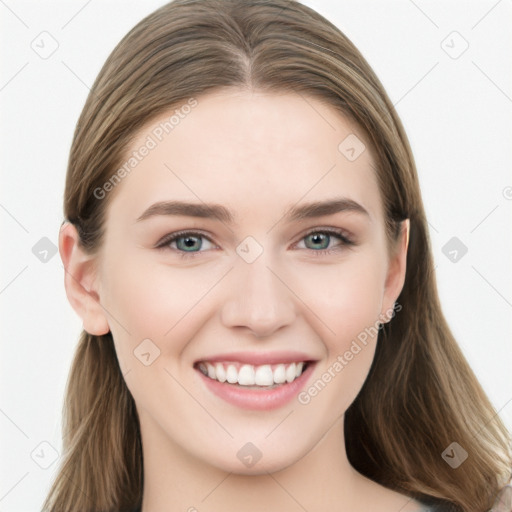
[1,1,511,510]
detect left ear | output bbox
[380,219,409,322]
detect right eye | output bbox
[155,230,217,257]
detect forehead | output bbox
[105,89,383,226]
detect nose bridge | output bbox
[220,251,296,337]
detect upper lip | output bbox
[195,351,317,366]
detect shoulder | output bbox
[490,483,512,512]
[416,482,512,512]
[414,499,460,511]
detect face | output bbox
[78,90,406,474]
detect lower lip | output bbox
[196,363,315,411]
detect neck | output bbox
[139,413,368,512]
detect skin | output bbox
[60,90,420,511]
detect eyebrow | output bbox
[135,198,369,224]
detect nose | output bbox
[220,256,296,338]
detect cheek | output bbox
[290,252,386,345]
[289,254,385,409]
[99,252,225,419]
[99,251,225,365]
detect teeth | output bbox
[238,364,255,385]
[254,365,273,386]
[215,363,226,383]
[197,361,307,386]
[226,364,238,384]
[273,364,286,384]
[285,363,296,383]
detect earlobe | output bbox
[380,219,409,323]
[59,221,110,335]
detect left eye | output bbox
[295,230,352,252]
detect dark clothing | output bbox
[128,483,512,511]
[129,499,459,511]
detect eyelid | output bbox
[154,229,216,250]
[297,226,354,244]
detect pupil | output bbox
[308,233,329,250]
[179,236,201,251]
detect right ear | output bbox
[59,221,110,335]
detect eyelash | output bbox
[155,228,355,259]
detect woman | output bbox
[44,0,511,510]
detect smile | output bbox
[196,361,308,387]
[194,353,316,410]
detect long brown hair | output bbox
[44,1,512,510]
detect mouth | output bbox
[195,360,310,389]
[194,355,316,410]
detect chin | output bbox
[206,439,307,476]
